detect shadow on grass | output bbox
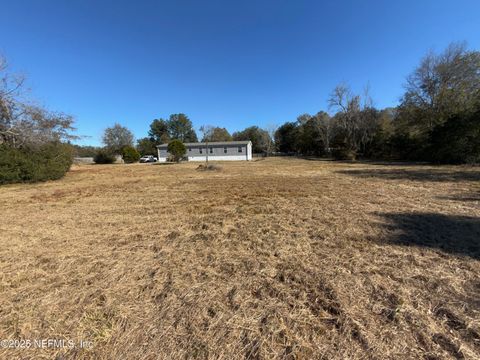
[302,156,432,166]
[377,212,480,260]
[438,190,480,202]
[338,168,480,182]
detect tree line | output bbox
[1,42,479,183]
[275,42,480,163]
[105,42,478,164]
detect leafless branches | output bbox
[0,55,77,148]
[328,83,377,153]
[401,42,480,131]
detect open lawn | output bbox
[0,158,479,359]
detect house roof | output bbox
[157,140,251,148]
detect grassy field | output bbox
[0,158,479,359]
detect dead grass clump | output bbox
[196,164,222,171]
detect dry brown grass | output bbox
[0,158,479,359]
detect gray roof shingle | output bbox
[157,140,251,148]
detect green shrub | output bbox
[428,110,480,164]
[93,149,115,164]
[0,142,73,185]
[167,140,186,162]
[121,145,140,163]
[389,133,427,161]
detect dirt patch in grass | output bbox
[0,159,479,359]
[196,164,222,171]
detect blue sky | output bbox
[1,1,479,146]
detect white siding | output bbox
[157,141,252,162]
[188,155,247,161]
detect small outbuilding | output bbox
[157,141,252,162]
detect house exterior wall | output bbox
[157,142,252,162]
[158,148,169,159]
[247,142,252,161]
[188,155,247,161]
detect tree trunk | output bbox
[205,141,209,166]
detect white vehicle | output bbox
[139,155,157,163]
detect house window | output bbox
[199,148,203,154]
[209,147,213,154]
[238,146,243,153]
[224,147,227,153]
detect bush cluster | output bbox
[121,146,140,163]
[167,140,187,162]
[0,142,73,185]
[429,110,480,164]
[93,150,116,164]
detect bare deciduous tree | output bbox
[328,83,379,155]
[264,123,277,155]
[199,125,214,165]
[0,55,76,148]
[400,42,480,132]
[328,83,361,151]
[201,126,232,142]
[315,111,332,153]
[102,123,134,154]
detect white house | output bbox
[157,141,252,162]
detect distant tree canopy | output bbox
[295,114,327,156]
[148,119,170,144]
[167,113,198,142]
[386,43,480,161]
[397,43,480,135]
[327,84,382,159]
[145,114,198,149]
[102,123,134,154]
[136,137,158,155]
[274,122,298,153]
[428,109,480,164]
[71,144,100,157]
[201,127,232,142]
[232,126,270,153]
[274,112,331,156]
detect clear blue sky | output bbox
[1,1,479,146]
